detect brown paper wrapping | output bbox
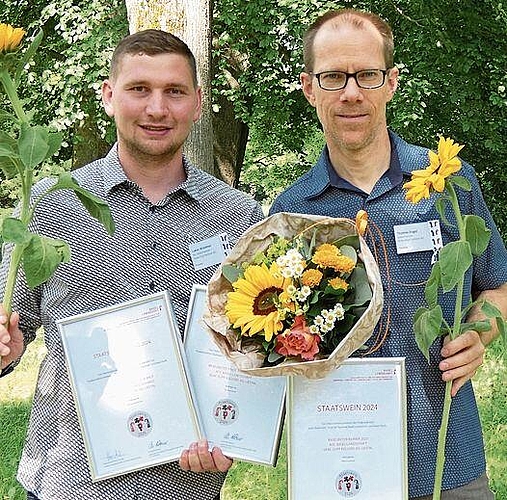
[202,212,383,379]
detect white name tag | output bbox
[394,220,442,260]
[189,233,231,271]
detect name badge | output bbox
[393,220,442,262]
[189,233,231,271]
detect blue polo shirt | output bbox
[270,130,507,497]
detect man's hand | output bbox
[0,307,23,370]
[179,439,233,473]
[439,330,485,397]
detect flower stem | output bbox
[0,70,29,371]
[0,68,28,122]
[432,181,466,499]
[2,243,23,316]
[433,379,453,500]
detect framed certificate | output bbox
[183,284,286,466]
[58,291,202,481]
[287,358,407,499]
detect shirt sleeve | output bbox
[456,163,507,292]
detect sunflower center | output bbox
[253,286,281,315]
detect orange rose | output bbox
[275,315,320,361]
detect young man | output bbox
[270,9,507,499]
[0,30,262,500]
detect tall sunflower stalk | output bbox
[0,24,114,372]
[403,137,505,499]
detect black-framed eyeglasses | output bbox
[313,69,391,91]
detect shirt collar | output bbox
[306,130,414,199]
[100,144,204,203]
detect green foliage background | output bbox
[1,1,506,240]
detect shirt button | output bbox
[149,281,155,291]
[149,206,156,213]
[151,242,157,250]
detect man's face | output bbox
[102,52,201,164]
[301,22,398,153]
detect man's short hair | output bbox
[109,29,198,87]
[303,9,394,73]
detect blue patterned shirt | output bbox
[270,130,507,497]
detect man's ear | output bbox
[102,80,114,117]
[300,72,317,107]
[386,66,399,102]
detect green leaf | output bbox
[52,172,115,235]
[267,350,283,363]
[439,241,472,292]
[308,229,317,256]
[333,234,359,249]
[222,264,243,284]
[459,320,492,334]
[22,235,71,289]
[414,305,444,362]
[1,218,31,245]
[424,261,441,308]
[0,109,17,123]
[18,125,49,168]
[15,30,44,85]
[435,197,453,227]
[463,215,491,256]
[339,244,358,265]
[347,266,372,307]
[0,143,16,157]
[299,234,311,259]
[0,156,18,179]
[480,300,506,339]
[495,317,506,340]
[481,300,503,319]
[45,131,63,160]
[449,175,471,192]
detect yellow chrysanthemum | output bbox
[404,137,464,204]
[312,243,355,273]
[333,255,356,273]
[0,23,25,53]
[225,263,291,341]
[301,268,323,287]
[312,243,340,268]
[328,277,349,291]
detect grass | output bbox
[1,333,505,500]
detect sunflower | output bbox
[404,137,464,203]
[0,23,25,53]
[225,263,291,341]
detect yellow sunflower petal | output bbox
[430,173,446,192]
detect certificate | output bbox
[288,358,407,499]
[58,291,202,481]
[184,284,286,466]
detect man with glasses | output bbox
[270,8,507,500]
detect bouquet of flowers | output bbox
[203,212,383,378]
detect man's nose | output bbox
[146,92,167,115]
[340,76,362,101]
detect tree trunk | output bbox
[124,0,217,177]
[72,90,111,169]
[212,92,248,187]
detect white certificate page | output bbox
[59,292,201,480]
[184,285,286,466]
[288,358,407,499]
